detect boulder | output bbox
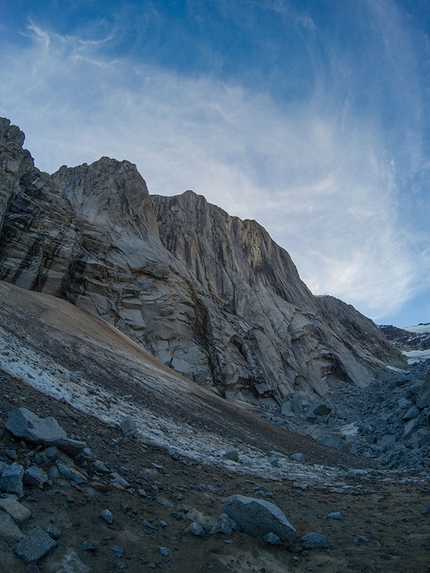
[417,376,430,409]
[6,408,66,444]
[0,498,32,523]
[14,526,57,563]
[300,532,332,549]
[221,495,297,541]
[0,462,24,497]
[120,416,137,437]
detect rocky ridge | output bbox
[0,117,405,410]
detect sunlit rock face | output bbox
[0,118,406,408]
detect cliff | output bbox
[0,118,406,409]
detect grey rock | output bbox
[110,473,130,488]
[0,462,24,497]
[263,532,281,545]
[154,546,170,557]
[57,463,87,484]
[224,447,239,462]
[377,434,397,453]
[403,418,420,440]
[0,497,31,522]
[417,376,430,409]
[268,456,279,467]
[100,509,114,524]
[300,532,332,549]
[307,401,332,418]
[222,495,297,541]
[81,541,97,552]
[210,513,236,535]
[110,545,125,558]
[24,466,49,487]
[327,512,343,520]
[6,408,66,444]
[14,526,57,563]
[45,437,87,458]
[69,371,82,382]
[46,525,62,540]
[317,435,343,450]
[0,511,24,541]
[43,446,61,461]
[120,416,137,437]
[404,405,420,421]
[291,453,305,463]
[187,522,205,537]
[93,460,110,473]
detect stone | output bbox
[110,545,125,558]
[187,522,205,537]
[93,460,110,473]
[210,514,237,535]
[404,405,420,421]
[300,532,332,549]
[6,408,67,444]
[263,532,281,545]
[317,435,343,450]
[221,495,297,542]
[100,509,114,524]
[57,463,87,484]
[45,437,87,458]
[14,526,57,563]
[0,462,24,497]
[327,512,343,520]
[24,466,49,487]
[224,447,239,462]
[306,402,332,418]
[268,456,279,467]
[404,418,420,440]
[110,473,130,488]
[154,546,170,557]
[291,453,305,463]
[120,416,137,437]
[0,511,24,541]
[0,497,31,522]
[417,376,430,409]
[81,542,97,552]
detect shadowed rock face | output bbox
[0,118,406,408]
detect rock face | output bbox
[0,117,406,408]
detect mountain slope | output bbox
[0,118,406,409]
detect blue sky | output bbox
[1,0,429,327]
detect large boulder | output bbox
[6,408,67,444]
[221,495,297,542]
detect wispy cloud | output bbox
[0,4,429,323]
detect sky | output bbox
[0,0,430,327]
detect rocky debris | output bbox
[14,526,57,563]
[380,323,430,352]
[221,495,297,542]
[259,357,430,471]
